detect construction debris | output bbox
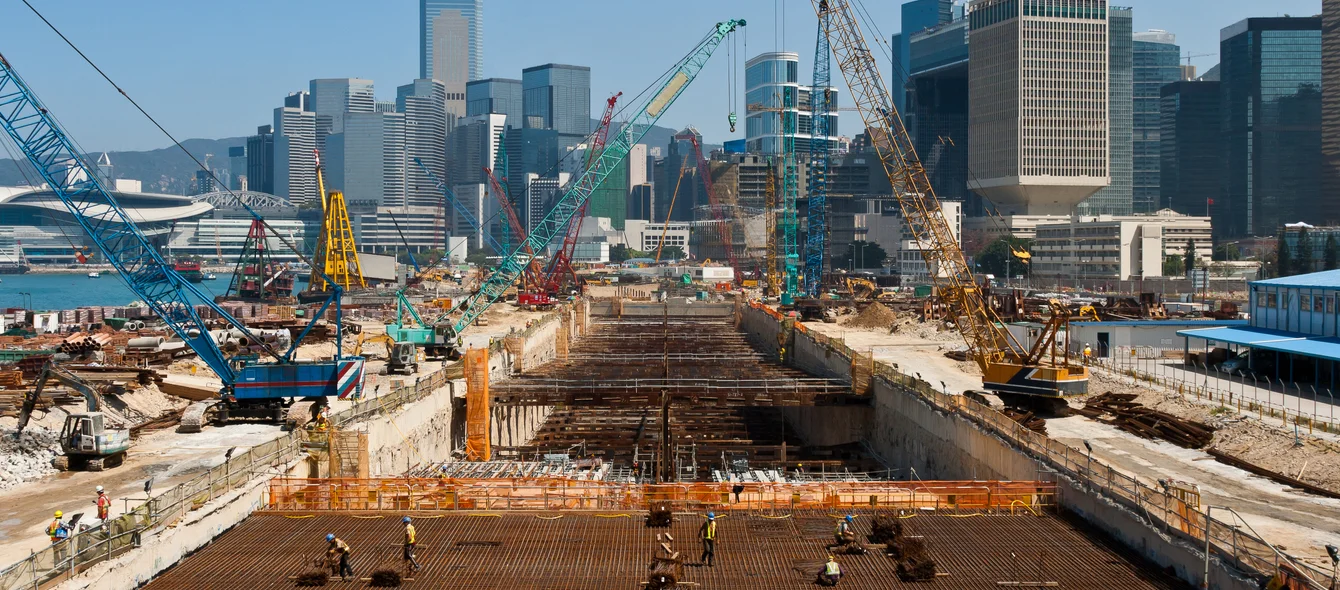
[889,529,937,581]
[1003,408,1047,434]
[1206,448,1340,500]
[368,569,402,587]
[646,502,673,527]
[869,514,901,546]
[294,571,329,586]
[843,303,898,329]
[1075,393,1215,448]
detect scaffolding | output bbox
[464,347,491,461]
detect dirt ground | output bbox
[801,319,1340,560]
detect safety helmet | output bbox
[828,555,835,560]
[96,485,104,493]
[707,512,715,520]
[403,516,411,524]
[845,515,854,523]
[54,510,63,518]
[326,534,335,542]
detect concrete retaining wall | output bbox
[589,301,734,317]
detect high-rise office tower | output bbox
[1220,17,1322,237]
[325,112,407,208]
[1131,30,1181,214]
[309,78,375,162]
[1322,0,1340,224]
[426,8,469,117]
[504,127,560,232]
[744,52,838,155]
[522,64,591,153]
[1079,7,1131,217]
[450,114,507,187]
[1159,79,1222,219]
[421,0,482,82]
[967,0,1109,217]
[398,79,449,209]
[907,17,972,211]
[466,78,522,129]
[274,107,317,205]
[247,125,275,196]
[228,146,247,191]
[891,0,954,121]
[657,129,703,223]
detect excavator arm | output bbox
[14,362,106,437]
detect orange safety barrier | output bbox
[463,348,491,461]
[265,478,1055,514]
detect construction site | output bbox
[1,2,1339,589]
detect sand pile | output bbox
[0,427,61,490]
[844,303,898,329]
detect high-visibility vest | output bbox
[835,522,849,536]
[825,561,841,575]
[47,520,62,538]
[703,521,716,540]
[405,525,416,544]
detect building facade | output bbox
[326,112,407,208]
[420,0,482,82]
[1219,17,1322,238]
[908,18,972,212]
[744,52,838,155]
[522,64,591,153]
[1032,209,1212,280]
[398,79,449,209]
[273,106,317,205]
[967,0,1110,216]
[891,0,955,122]
[1131,30,1181,214]
[1159,80,1222,218]
[309,78,375,166]
[246,125,275,196]
[1324,0,1340,225]
[466,78,522,130]
[1079,7,1132,217]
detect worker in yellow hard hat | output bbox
[818,554,843,586]
[47,511,68,543]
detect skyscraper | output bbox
[228,146,247,191]
[1160,80,1222,219]
[891,0,954,121]
[504,127,560,232]
[426,9,469,117]
[1079,7,1131,217]
[398,79,449,209]
[273,106,317,205]
[1322,0,1340,224]
[1220,17,1322,237]
[744,52,838,155]
[326,112,407,208]
[309,78,375,162]
[450,114,507,187]
[1131,30,1181,214]
[907,17,972,210]
[466,78,522,129]
[421,0,482,82]
[247,125,275,196]
[522,64,591,152]
[967,0,1109,217]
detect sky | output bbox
[0,0,1323,154]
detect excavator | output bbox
[14,362,131,471]
[351,332,419,376]
[813,0,1087,410]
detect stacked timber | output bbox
[1075,393,1215,448]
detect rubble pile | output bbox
[844,303,898,329]
[0,426,61,490]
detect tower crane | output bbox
[436,19,746,351]
[0,54,364,430]
[810,1,1086,404]
[804,8,833,297]
[745,101,801,301]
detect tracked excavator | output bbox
[14,362,131,472]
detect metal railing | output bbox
[750,305,1335,589]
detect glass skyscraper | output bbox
[891,0,954,122]
[908,18,972,211]
[1079,7,1132,216]
[1131,30,1181,214]
[1321,0,1340,225]
[744,52,837,156]
[522,64,591,152]
[466,78,522,129]
[1159,80,1222,219]
[1220,17,1322,238]
[420,0,482,82]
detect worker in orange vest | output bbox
[94,486,111,521]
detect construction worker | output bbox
[817,554,843,586]
[311,406,331,431]
[46,511,67,543]
[402,517,420,571]
[1082,343,1093,365]
[833,514,855,547]
[698,512,717,567]
[326,534,354,581]
[94,486,110,521]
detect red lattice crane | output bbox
[546,92,622,293]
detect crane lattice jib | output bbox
[486,165,542,289]
[492,132,512,256]
[780,109,801,297]
[446,19,746,337]
[549,93,621,290]
[0,54,258,384]
[676,132,739,275]
[811,2,1023,369]
[804,10,833,297]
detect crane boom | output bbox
[811,1,1085,399]
[804,9,833,296]
[442,19,746,341]
[548,92,622,292]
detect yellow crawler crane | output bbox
[307,150,364,292]
[813,0,1087,407]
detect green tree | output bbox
[974,237,1033,278]
[1184,239,1196,277]
[1275,231,1291,278]
[658,246,687,261]
[1296,227,1314,274]
[465,251,489,267]
[1213,242,1241,261]
[611,244,651,263]
[1163,255,1184,277]
[836,240,888,270]
[1324,234,1338,271]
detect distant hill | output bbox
[0,137,245,195]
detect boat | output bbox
[172,259,204,282]
[87,271,101,278]
[204,273,217,280]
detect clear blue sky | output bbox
[0,0,1322,153]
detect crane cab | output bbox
[55,412,130,472]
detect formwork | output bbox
[139,509,1191,589]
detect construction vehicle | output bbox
[0,55,365,432]
[812,2,1086,407]
[844,277,878,300]
[431,20,745,362]
[15,362,130,471]
[353,332,420,376]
